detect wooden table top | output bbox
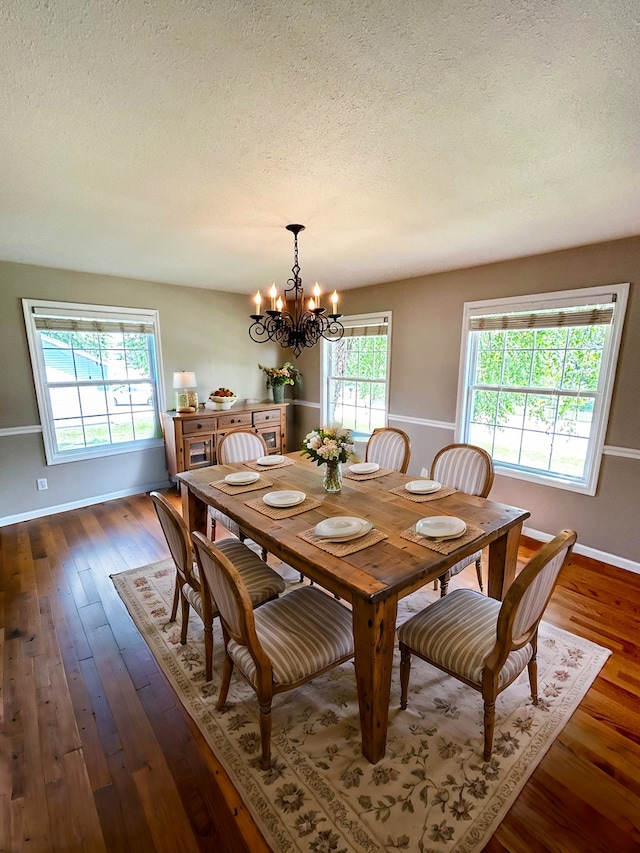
[178,453,530,604]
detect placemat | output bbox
[210,478,273,494]
[244,457,296,471]
[244,496,322,519]
[388,484,457,502]
[343,466,394,481]
[298,527,388,556]
[400,523,485,555]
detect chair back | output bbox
[191,531,260,649]
[365,427,411,473]
[431,443,494,497]
[217,430,269,464]
[497,530,576,651]
[150,491,199,590]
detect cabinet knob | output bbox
[197,423,203,429]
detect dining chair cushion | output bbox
[181,541,285,620]
[398,588,533,687]
[432,446,490,496]
[218,430,268,464]
[216,538,285,600]
[228,586,353,687]
[366,428,410,472]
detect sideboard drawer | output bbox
[253,409,281,426]
[182,417,217,435]
[217,412,252,430]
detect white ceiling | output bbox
[1,0,639,297]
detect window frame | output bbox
[23,298,165,465]
[455,283,628,495]
[321,311,392,437]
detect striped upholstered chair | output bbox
[429,443,494,595]
[365,427,411,473]
[149,491,285,681]
[192,530,355,770]
[210,430,269,555]
[398,530,577,761]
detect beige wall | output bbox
[0,261,283,521]
[293,236,640,566]
[2,237,639,566]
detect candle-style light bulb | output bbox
[313,282,321,309]
[269,283,278,310]
[254,291,262,311]
[308,298,315,311]
[276,296,283,312]
[331,290,339,310]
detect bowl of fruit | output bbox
[206,388,237,410]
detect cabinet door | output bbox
[255,424,281,453]
[183,434,215,469]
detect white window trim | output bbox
[454,284,629,495]
[321,311,392,432]
[23,298,166,465]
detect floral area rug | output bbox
[112,559,610,853]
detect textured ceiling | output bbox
[1,0,639,296]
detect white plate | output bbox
[256,455,285,466]
[349,462,380,474]
[224,471,260,485]
[405,479,442,494]
[315,516,366,538]
[415,516,466,540]
[263,490,306,508]
[323,521,373,542]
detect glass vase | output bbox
[323,459,342,493]
[272,384,285,403]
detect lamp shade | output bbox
[173,371,197,389]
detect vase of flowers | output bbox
[300,426,354,493]
[259,362,300,403]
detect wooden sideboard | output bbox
[161,401,288,478]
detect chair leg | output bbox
[180,595,190,645]
[399,643,411,709]
[475,557,484,592]
[258,696,273,770]
[169,576,180,622]
[204,616,214,682]
[216,651,234,709]
[439,572,450,597]
[528,634,539,704]
[483,698,496,762]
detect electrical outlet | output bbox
[37,478,48,491]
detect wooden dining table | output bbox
[177,453,530,764]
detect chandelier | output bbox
[249,224,344,356]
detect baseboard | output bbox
[522,525,640,575]
[0,480,172,527]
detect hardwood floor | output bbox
[1,493,639,852]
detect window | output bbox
[322,312,391,439]
[456,284,628,494]
[23,299,164,465]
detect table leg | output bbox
[352,595,398,764]
[487,522,523,600]
[180,484,208,536]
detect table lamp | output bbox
[173,371,198,412]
